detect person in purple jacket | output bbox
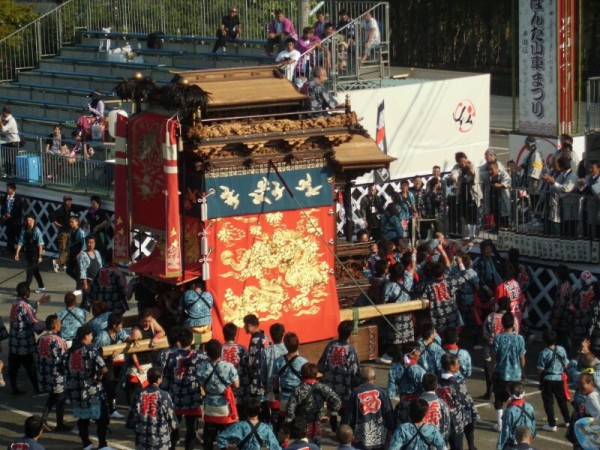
[266,9,297,56]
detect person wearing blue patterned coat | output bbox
[8,282,49,395]
[217,397,281,450]
[420,373,451,442]
[285,363,341,447]
[317,320,360,433]
[38,315,71,432]
[389,398,446,450]
[492,313,526,432]
[127,367,178,450]
[244,314,272,420]
[437,353,479,450]
[387,342,426,424]
[15,214,45,292]
[87,258,128,313]
[382,257,416,346]
[262,323,286,426]
[345,366,393,450]
[180,281,213,329]
[65,324,111,450]
[417,322,445,377]
[88,301,111,338]
[222,323,250,420]
[536,329,570,431]
[273,332,308,428]
[161,327,207,450]
[424,253,473,333]
[93,312,133,419]
[197,339,240,449]
[443,327,472,381]
[56,291,87,343]
[496,382,537,450]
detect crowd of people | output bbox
[211,6,380,87]
[357,135,599,243]
[1,216,600,449]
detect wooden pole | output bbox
[339,299,430,321]
[101,300,430,357]
[101,331,213,357]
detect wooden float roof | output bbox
[331,134,396,171]
[171,65,307,107]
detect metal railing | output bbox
[294,2,390,92]
[436,180,600,243]
[0,0,388,82]
[0,138,113,195]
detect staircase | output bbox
[0,0,391,152]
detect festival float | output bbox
[105,66,427,360]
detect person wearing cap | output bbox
[50,194,79,272]
[87,91,105,121]
[212,6,241,54]
[64,324,112,450]
[520,136,543,190]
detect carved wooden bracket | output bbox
[244,141,268,151]
[283,137,309,150]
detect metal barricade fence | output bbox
[295,2,390,90]
[440,180,600,242]
[0,138,113,195]
[0,0,387,82]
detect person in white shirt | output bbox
[275,37,301,82]
[1,106,20,147]
[359,10,381,67]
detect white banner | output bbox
[337,73,490,182]
[518,0,557,136]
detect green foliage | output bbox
[0,0,37,40]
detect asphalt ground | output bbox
[0,252,573,450]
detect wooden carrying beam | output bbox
[339,299,430,321]
[101,300,428,357]
[101,331,213,357]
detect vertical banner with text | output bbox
[519,0,557,136]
